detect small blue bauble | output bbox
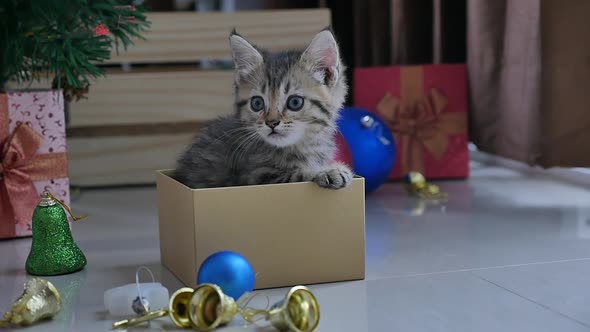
[197,251,255,300]
[337,107,397,193]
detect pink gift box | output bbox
[0,90,70,239]
[354,64,470,180]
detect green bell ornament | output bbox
[25,191,88,276]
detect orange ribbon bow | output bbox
[0,97,67,236]
[376,67,467,174]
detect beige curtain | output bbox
[468,0,590,167]
[467,0,542,164]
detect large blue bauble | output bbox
[196,251,255,300]
[337,107,397,193]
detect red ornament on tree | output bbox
[115,5,137,27]
[93,24,110,36]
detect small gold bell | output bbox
[169,287,194,327]
[188,283,238,330]
[0,278,61,326]
[266,286,320,332]
[405,171,427,188]
[113,284,239,331]
[404,171,448,200]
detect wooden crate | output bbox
[65,9,331,186]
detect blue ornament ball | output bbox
[336,107,397,193]
[197,251,256,300]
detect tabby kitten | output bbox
[175,28,352,189]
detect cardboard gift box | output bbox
[354,64,469,180]
[0,91,70,239]
[156,170,366,289]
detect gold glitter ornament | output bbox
[25,192,87,276]
[0,278,61,326]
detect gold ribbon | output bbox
[0,94,68,235]
[376,66,467,174]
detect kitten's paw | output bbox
[313,164,353,189]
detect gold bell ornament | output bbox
[404,171,448,200]
[0,278,61,327]
[213,285,320,332]
[113,283,240,331]
[264,285,320,332]
[112,284,321,332]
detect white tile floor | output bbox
[1,158,590,331]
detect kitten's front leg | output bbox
[311,162,353,190]
[251,163,353,189]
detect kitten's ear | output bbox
[301,29,341,86]
[229,31,263,82]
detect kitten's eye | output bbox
[286,96,304,111]
[250,96,265,112]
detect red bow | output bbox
[376,66,467,174]
[0,123,67,235]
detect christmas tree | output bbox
[0,0,150,101]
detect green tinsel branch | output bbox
[0,0,150,102]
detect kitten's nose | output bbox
[265,119,280,129]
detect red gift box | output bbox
[0,91,70,239]
[354,64,469,180]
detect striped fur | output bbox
[175,29,352,189]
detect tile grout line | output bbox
[373,257,590,280]
[473,274,590,330]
